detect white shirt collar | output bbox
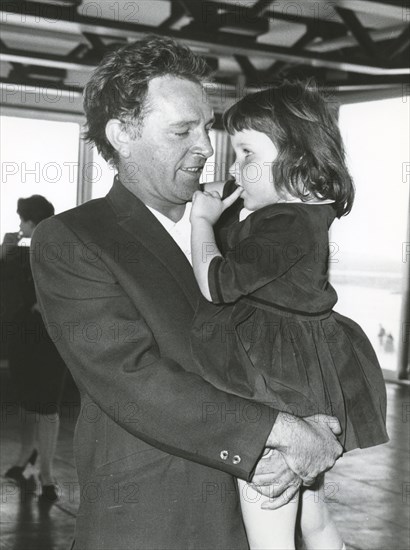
[146,203,192,264]
[146,202,192,229]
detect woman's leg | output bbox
[15,408,37,467]
[238,478,299,550]
[38,411,59,485]
[300,474,344,550]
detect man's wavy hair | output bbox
[83,35,210,166]
[223,81,354,217]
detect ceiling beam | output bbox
[248,0,275,18]
[0,47,96,71]
[185,1,270,36]
[336,7,381,61]
[0,77,405,102]
[204,1,345,32]
[335,0,405,20]
[387,25,410,60]
[82,33,108,54]
[307,25,406,52]
[267,29,318,78]
[1,4,408,76]
[2,41,408,77]
[233,55,261,85]
[67,43,91,60]
[159,1,189,30]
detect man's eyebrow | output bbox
[168,117,215,127]
[168,121,195,127]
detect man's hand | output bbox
[250,449,302,510]
[266,412,343,485]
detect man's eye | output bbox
[175,131,189,137]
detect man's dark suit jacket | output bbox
[31,179,275,550]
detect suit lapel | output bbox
[106,178,200,309]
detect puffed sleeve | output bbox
[209,209,307,304]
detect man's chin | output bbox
[182,182,201,201]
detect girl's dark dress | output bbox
[1,245,66,413]
[191,202,388,451]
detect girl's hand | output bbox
[190,187,243,225]
[191,190,223,225]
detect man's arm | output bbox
[31,216,274,480]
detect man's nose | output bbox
[192,131,213,159]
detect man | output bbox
[31,36,342,549]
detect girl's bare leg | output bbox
[238,478,299,550]
[16,409,36,467]
[300,474,344,549]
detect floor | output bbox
[0,366,409,550]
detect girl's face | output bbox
[229,129,286,211]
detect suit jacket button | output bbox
[233,455,241,464]
[220,450,229,460]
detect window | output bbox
[331,97,409,376]
[0,115,80,241]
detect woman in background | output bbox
[1,195,66,502]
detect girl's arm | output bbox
[202,208,308,305]
[190,188,242,301]
[191,216,220,301]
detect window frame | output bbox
[0,105,93,205]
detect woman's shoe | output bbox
[39,475,59,502]
[4,449,38,481]
[40,483,59,502]
[4,465,25,482]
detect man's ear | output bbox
[105,119,132,159]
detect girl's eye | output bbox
[243,149,252,156]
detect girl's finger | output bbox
[222,187,243,211]
[191,190,202,203]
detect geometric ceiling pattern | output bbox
[1,0,409,110]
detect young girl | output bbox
[190,82,389,550]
